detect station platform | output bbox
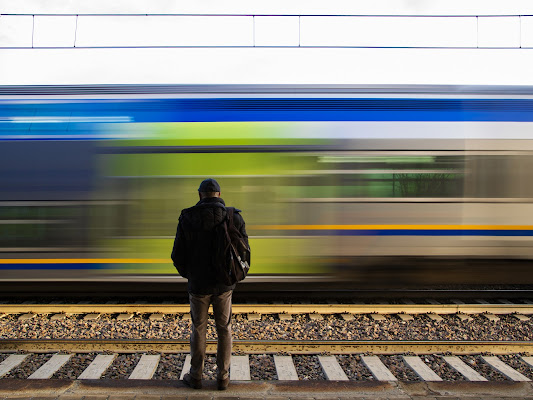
[1,380,533,400]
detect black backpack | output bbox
[214,207,250,286]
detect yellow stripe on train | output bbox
[251,224,533,230]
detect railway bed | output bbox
[2,347,533,399]
[3,302,533,398]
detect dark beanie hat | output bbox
[198,178,221,192]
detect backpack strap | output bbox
[226,207,235,227]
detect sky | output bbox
[2,0,533,86]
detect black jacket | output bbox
[171,197,248,295]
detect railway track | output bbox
[2,301,533,316]
[2,301,533,385]
[1,343,533,382]
[1,339,533,354]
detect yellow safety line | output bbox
[0,259,169,264]
[251,224,533,230]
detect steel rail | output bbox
[0,339,532,355]
[1,304,532,315]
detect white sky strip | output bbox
[76,16,254,47]
[300,17,477,47]
[477,17,521,48]
[3,48,533,85]
[33,16,76,47]
[0,15,33,47]
[521,17,533,47]
[254,16,299,46]
[3,14,533,49]
[3,0,533,16]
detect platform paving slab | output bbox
[340,313,354,321]
[2,381,533,399]
[273,355,298,381]
[482,313,500,322]
[317,355,349,381]
[28,354,72,379]
[0,354,29,378]
[117,314,134,321]
[78,354,116,380]
[246,314,261,321]
[511,313,529,321]
[179,355,191,380]
[442,356,487,382]
[455,314,472,322]
[18,314,36,321]
[308,313,324,321]
[521,356,533,368]
[83,314,100,321]
[361,356,397,381]
[426,314,443,322]
[129,355,160,380]
[230,355,250,381]
[402,356,443,382]
[480,356,530,382]
[396,314,414,321]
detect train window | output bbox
[465,154,533,198]
[286,154,465,199]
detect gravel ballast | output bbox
[52,353,96,379]
[2,313,532,342]
[379,355,421,381]
[293,355,326,380]
[101,353,142,379]
[153,354,186,380]
[421,354,466,381]
[335,355,374,380]
[459,355,509,381]
[250,354,277,380]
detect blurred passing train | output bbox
[2,84,533,288]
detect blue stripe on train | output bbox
[3,98,533,125]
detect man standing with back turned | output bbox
[171,178,248,390]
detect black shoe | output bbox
[183,373,202,389]
[217,377,230,390]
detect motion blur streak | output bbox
[2,84,533,287]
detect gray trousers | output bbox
[189,290,232,380]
